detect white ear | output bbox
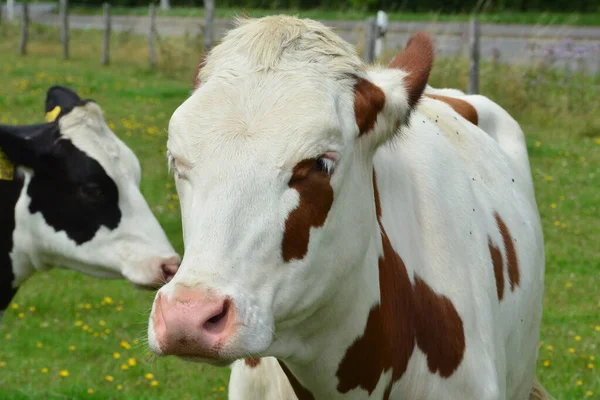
[352,32,434,148]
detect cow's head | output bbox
[148,16,433,364]
[0,86,180,289]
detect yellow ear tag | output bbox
[0,148,14,181]
[45,105,61,122]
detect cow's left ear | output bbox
[353,32,434,148]
[44,85,86,122]
[0,123,59,167]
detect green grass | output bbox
[0,22,599,399]
[65,6,600,26]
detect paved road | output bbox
[5,7,600,73]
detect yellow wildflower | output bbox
[99,320,106,326]
[87,388,94,394]
[535,141,542,147]
[145,373,154,380]
[41,368,48,374]
[18,312,24,319]
[113,352,121,359]
[575,335,581,341]
[587,363,594,369]
[120,340,131,350]
[11,303,19,309]
[117,384,123,391]
[569,348,576,354]
[69,345,76,351]
[550,203,557,209]
[219,386,225,392]
[120,364,129,371]
[565,282,572,288]
[543,360,550,367]
[105,375,114,382]
[546,345,553,351]
[586,391,594,397]
[0,361,6,368]
[577,380,583,386]
[75,321,83,327]
[36,342,43,349]
[29,306,36,312]
[59,370,69,377]
[151,380,159,387]
[128,358,136,367]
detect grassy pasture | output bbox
[0,22,599,399]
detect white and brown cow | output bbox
[0,86,180,321]
[147,16,550,400]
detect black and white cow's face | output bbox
[0,86,180,289]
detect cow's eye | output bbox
[313,155,336,175]
[79,183,103,200]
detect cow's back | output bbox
[372,90,544,399]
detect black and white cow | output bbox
[0,86,180,321]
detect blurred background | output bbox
[0,1,598,399]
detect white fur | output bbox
[10,102,179,288]
[149,16,545,399]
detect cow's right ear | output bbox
[0,123,59,168]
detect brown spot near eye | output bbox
[244,357,261,368]
[494,213,520,291]
[278,361,315,400]
[353,76,386,136]
[388,31,434,109]
[281,159,334,262]
[425,94,479,125]
[336,172,465,394]
[488,237,505,301]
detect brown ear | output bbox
[192,53,207,90]
[388,32,434,109]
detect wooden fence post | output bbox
[203,0,215,51]
[374,10,388,61]
[468,17,480,94]
[7,0,15,21]
[60,0,70,60]
[148,3,157,68]
[102,3,111,65]
[364,16,377,64]
[19,3,28,55]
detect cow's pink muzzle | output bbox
[152,287,236,359]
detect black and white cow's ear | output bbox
[44,86,85,122]
[0,123,59,167]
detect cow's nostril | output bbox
[203,299,230,332]
[161,263,179,283]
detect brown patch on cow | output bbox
[244,357,261,368]
[336,172,465,394]
[388,32,434,109]
[192,54,207,90]
[278,361,316,400]
[425,93,479,125]
[354,76,386,136]
[281,159,334,262]
[413,276,466,378]
[494,213,520,291]
[488,238,505,301]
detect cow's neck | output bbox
[0,176,25,313]
[277,161,424,399]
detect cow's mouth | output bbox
[132,282,161,291]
